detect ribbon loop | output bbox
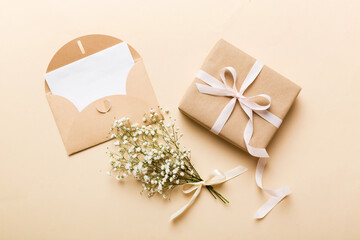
[220,67,237,91]
[196,60,290,219]
[204,169,226,185]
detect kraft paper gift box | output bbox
[179,39,301,219]
[179,39,301,152]
[45,34,159,155]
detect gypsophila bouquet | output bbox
[106,107,230,203]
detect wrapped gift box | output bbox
[179,39,301,152]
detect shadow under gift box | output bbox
[45,34,159,155]
[179,39,301,152]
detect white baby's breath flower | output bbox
[144,175,150,183]
[125,163,131,170]
[107,108,216,202]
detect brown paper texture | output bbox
[179,39,301,152]
[45,34,159,155]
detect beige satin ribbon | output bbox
[169,166,247,221]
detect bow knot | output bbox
[218,66,272,111]
[196,61,282,157]
[169,166,247,221]
[183,169,227,192]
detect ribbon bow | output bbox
[196,60,290,219]
[169,166,247,221]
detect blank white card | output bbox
[45,42,135,111]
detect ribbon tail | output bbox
[254,157,291,219]
[224,166,248,181]
[241,103,269,158]
[169,185,202,222]
[241,100,289,218]
[246,144,269,158]
[211,98,237,134]
[207,166,248,185]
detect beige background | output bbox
[1,0,359,239]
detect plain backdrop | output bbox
[0,0,359,239]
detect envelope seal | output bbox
[95,99,112,113]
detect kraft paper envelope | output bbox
[45,34,159,155]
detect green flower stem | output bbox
[206,185,229,204]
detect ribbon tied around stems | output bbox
[169,166,247,222]
[195,60,291,219]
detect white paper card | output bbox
[45,42,135,111]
